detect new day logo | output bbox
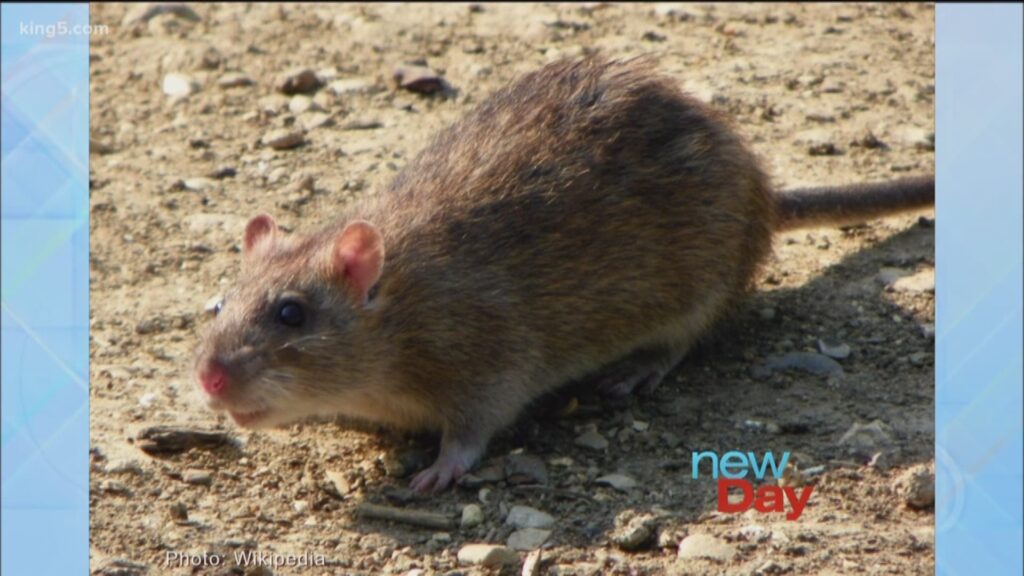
[692,450,814,521]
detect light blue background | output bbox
[1,4,90,575]
[0,4,1022,576]
[936,4,1024,576]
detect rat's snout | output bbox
[198,360,230,396]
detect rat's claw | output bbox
[410,458,466,493]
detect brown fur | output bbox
[193,55,930,486]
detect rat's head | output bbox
[193,214,386,429]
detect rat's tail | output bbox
[774,175,934,231]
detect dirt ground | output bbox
[87,3,936,575]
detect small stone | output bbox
[755,560,790,575]
[505,454,549,485]
[183,469,212,486]
[394,64,447,95]
[595,473,638,492]
[342,119,383,130]
[893,464,935,509]
[677,533,736,561]
[506,505,555,529]
[611,513,658,551]
[292,500,309,513]
[182,177,214,191]
[218,72,253,88]
[642,31,667,42]
[138,393,158,407]
[795,129,839,156]
[852,129,887,149]
[168,501,188,521]
[328,78,376,95]
[919,323,935,340]
[323,470,351,498]
[124,3,200,26]
[507,528,551,551]
[838,419,894,457]
[738,524,771,543]
[278,68,322,95]
[208,166,237,179]
[457,544,519,567]
[891,269,935,294]
[299,112,333,131]
[817,339,851,360]
[99,480,131,495]
[876,267,910,286]
[288,95,315,114]
[574,429,609,451]
[105,458,143,475]
[765,351,844,377]
[898,127,935,151]
[261,129,305,150]
[461,504,484,528]
[431,532,452,544]
[95,557,149,576]
[162,73,197,98]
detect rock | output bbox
[278,68,322,95]
[738,524,771,543]
[838,420,894,457]
[261,129,305,150]
[677,533,736,561]
[611,513,658,551]
[123,3,200,26]
[461,504,484,528]
[162,73,197,98]
[919,323,935,340]
[218,72,253,88]
[208,166,237,179]
[182,177,214,191]
[876,267,911,286]
[288,95,315,114]
[299,112,333,131]
[94,558,149,576]
[574,429,609,451]
[343,119,384,131]
[394,65,447,95]
[765,352,844,377]
[505,454,549,485]
[183,469,212,486]
[105,458,143,475]
[292,500,309,513]
[817,338,851,360]
[506,505,555,529]
[99,480,131,495]
[898,127,935,151]
[755,560,790,575]
[168,501,188,521]
[852,129,887,149]
[329,78,377,96]
[795,129,840,156]
[893,464,935,509]
[595,473,638,492]
[508,528,551,551]
[892,269,935,294]
[323,470,351,498]
[457,544,519,568]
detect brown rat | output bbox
[193,56,933,492]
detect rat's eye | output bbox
[277,301,306,327]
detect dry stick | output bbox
[354,503,456,530]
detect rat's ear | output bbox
[331,220,385,305]
[244,214,277,255]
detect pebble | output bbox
[738,524,771,543]
[278,68,322,95]
[183,469,212,486]
[898,127,935,151]
[506,505,555,529]
[893,464,935,509]
[765,351,844,377]
[838,419,894,457]
[182,177,214,191]
[505,453,549,485]
[457,544,519,568]
[817,338,851,360]
[261,129,305,150]
[218,72,253,88]
[393,65,447,94]
[105,458,143,476]
[507,528,551,551]
[329,78,376,96]
[461,504,484,528]
[595,473,638,492]
[299,112,332,131]
[574,429,609,451]
[94,558,149,576]
[755,560,791,575]
[162,73,197,98]
[919,323,935,340]
[292,500,309,513]
[852,129,887,149]
[124,3,200,26]
[876,267,910,286]
[677,533,736,561]
[168,501,188,521]
[99,480,131,495]
[891,269,935,294]
[208,166,237,179]
[611,513,658,551]
[288,95,315,114]
[795,129,839,156]
[323,470,351,498]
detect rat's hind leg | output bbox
[593,344,688,398]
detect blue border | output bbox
[1,4,90,575]
[936,5,1024,576]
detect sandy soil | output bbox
[88,3,935,575]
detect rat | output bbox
[193,56,933,492]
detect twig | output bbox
[354,503,456,530]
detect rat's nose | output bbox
[198,361,229,396]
